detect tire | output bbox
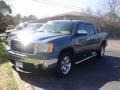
[57,52,73,77]
[97,45,105,58]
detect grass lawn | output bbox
[0,39,18,90]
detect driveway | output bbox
[18,40,120,90]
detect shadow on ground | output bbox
[18,55,120,90]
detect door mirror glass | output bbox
[77,30,88,35]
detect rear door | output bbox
[85,24,98,53]
[73,23,89,60]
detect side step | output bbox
[75,54,97,64]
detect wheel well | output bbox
[101,40,107,47]
[58,47,74,59]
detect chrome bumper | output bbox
[6,45,58,69]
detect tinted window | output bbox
[77,24,86,31]
[85,24,95,35]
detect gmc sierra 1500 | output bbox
[6,20,108,77]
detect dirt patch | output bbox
[0,66,8,90]
[0,41,18,90]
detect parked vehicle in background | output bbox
[6,20,108,77]
[5,23,43,44]
[6,22,28,34]
[5,22,28,42]
[6,25,16,31]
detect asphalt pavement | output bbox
[18,40,120,90]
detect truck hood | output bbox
[13,31,69,43]
[30,32,64,41]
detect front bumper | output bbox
[6,45,58,69]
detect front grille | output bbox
[11,40,34,54]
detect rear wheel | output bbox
[97,45,105,58]
[57,52,73,77]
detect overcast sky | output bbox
[11,0,100,18]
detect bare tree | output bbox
[97,0,120,24]
[107,0,120,14]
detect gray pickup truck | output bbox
[6,20,108,77]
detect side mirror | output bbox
[77,30,88,35]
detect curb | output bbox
[12,68,26,90]
[12,66,33,90]
[2,41,33,90]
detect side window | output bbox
[77,23,86,31]
[85,24,95,35]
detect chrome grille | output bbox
[11,40,34,54]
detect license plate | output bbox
[15,61,23,68]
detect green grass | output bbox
[0,39,18,90]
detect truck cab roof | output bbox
[49,20,93,24]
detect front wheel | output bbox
[57,52,73,77]
[97,45,105,58]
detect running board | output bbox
[75,54,97,64]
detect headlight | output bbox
[36,43,53,53]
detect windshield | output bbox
[38,21,74,35]
[23,23,42,31]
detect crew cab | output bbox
[6,20,108,77]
